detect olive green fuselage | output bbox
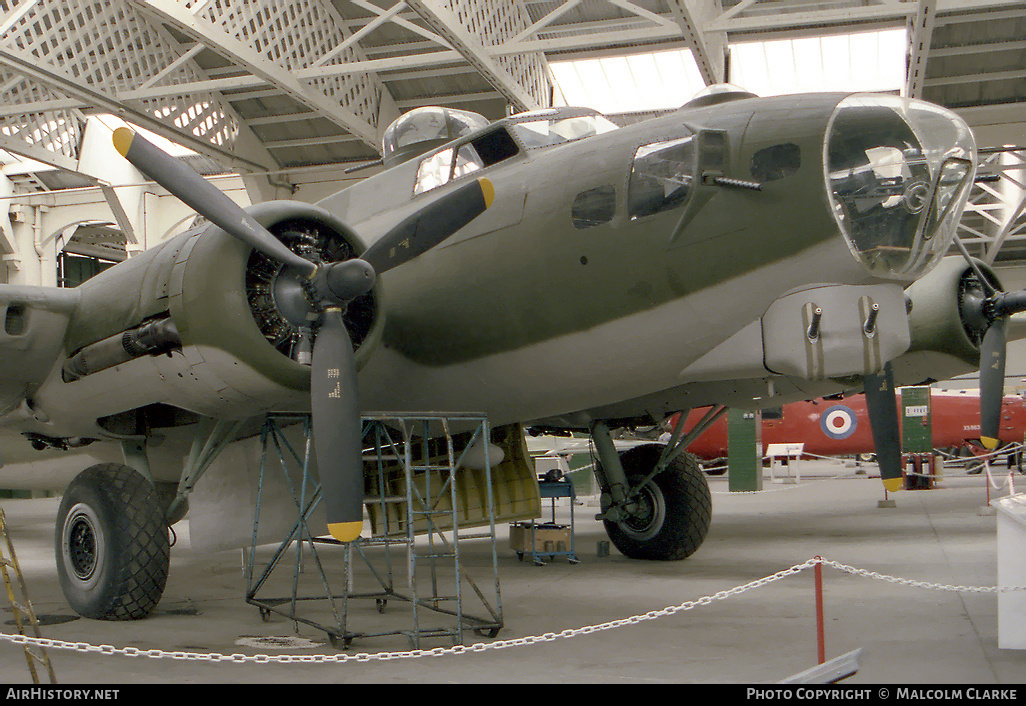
[327,93,881,424]
[13,93,914,444]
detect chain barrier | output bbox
[711,453,1026,494]
[982,459,1018,494]
[710,460,867,495]
[1,556,1024,666]
[939,442,1024,466]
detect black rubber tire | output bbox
[600,444,711,561]
[55,464,170,620]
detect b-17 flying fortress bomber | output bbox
[2,84,1020,621]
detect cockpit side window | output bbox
[416,148,457,194]
[751,143,801,182]
[628,135,697,220]
[414,128,520,196]
[510,114,619,150]
[572,186,617,229]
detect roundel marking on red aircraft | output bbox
[820,404,857,440]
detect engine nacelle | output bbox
[34,200,383,439]
[169,200,382,391]
[890,256,998,386]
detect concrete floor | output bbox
[2,459,1026,684]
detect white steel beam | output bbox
[0,48,268,174]
[349,0,452,47]
[0,173,18,256]
[0,135,79,174]
[120,50,467,99]
[925,68,1026,87]
[129,0,383,150]
[404,0,546,113]
[905,0,937,99]
[397,90,502,108]
[511,0,583,43]
[663,0,726,85]
[705,0,1026,35]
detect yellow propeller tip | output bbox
[327,521,362,543]
[112,127,134,157]
[479,177,494,209]
[981,436,1000,450]
[882,477,903,493]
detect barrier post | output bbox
[815,556,825,664]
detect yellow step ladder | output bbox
[0,506,56,684]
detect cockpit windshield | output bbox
[507,108,619,150]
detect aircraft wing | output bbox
[0,285,79,419]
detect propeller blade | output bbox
[361,177,494,274]
[995,290,1026,317]
[311,308,364,543]
[980,316,1007,450]
[863,363,903,493]
[112,127,316,276]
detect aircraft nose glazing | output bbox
[823,94,976,282]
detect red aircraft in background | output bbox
[673,390,1026,462]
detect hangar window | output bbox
[58,253,116,288]
[55,222,124,287]
[628,135,696,220]
[751,143,801,182]
[414,128,520,196]
[572,186,616,229]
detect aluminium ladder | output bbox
[0,507,56,683]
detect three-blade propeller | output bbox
[863,252,1026,494]
[113,127,493,542]
[957,266,1026,449]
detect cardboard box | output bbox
[510,522,570,554]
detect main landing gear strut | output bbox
[589,411,719,560]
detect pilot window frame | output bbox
[413,127,520,197]
[627,133,699,221]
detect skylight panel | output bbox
[550,48,706,114]
[548,28,908,116]
[731,28,907,96]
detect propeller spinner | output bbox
[113,127,493,542]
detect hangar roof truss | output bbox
[0,0,1023,268]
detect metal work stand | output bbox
[511,476,578,565]
[245,412,504,649]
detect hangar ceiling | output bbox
[0,0,1025,263]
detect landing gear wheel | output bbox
[600,445,711,561]
[55,464,170,620]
